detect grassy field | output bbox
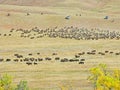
[0,33,120,90]
[0,0,120,90]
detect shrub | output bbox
[0,74,29,90]
[88,64,120,90]
[15,81,29,90]
[0,74,12,90]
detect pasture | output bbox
[0,27,120,90]
[0,0,120,90]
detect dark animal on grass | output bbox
[0,59,4,62]
[55,57,60,60]
[26,62,32,65]
[10,28,14,32]
[7,13,10,16]
[80,59,85,61]
[69,59,79,62]
[115,53,120,55]
[14,59,19,62]
[79,61,84,64]
[17,55,23,58]
[9,34,11,36]
[35,59,38,62]
[87,52,95,55]
[75,55,80,58]
[78,52,85,55]
[24,58,29,62]
[37,53,40,55]
[45,57,52,61]
[4,34,7,36]
[52,53,57,55]
[20,59,23,62]
[28,53,32,56]
[98,52,105,55]
[27,13,30,16]
[30,58,35,61]
[105,51,109,53]
[30,37,34,39]
[60,58,68,62]
[38,58,43,61]
[34,62,38,65]
[91,50,96,52]
[109,51,114,54]
[6,59,11,62]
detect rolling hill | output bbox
[0,0,119,30]
[0,0,120,13]
[0,0,117,8]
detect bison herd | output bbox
[0,26,120,65]
[0,26,119,40]
[0,49,120,66]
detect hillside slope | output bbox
[0,0,119,31]
[0,0,63,6]
[0,0,120,13]
[0,0,116,8]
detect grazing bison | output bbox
[38,58,43,61]
[105,51,109,53]
[34,62,38,65]
[10,26,120,41]
[14,59,19,62]
[60,58,68,62]
[28,53,32,56]
[69,59,79,62]
[0,58,4,62]
[115,53,120,55]
[7,13,10,16]
[80,59,85,61]
[79,61,84,64]
[6,59,11,62]
[75,55,80,58]
[52,53,57,55]
[55,57,60,60]
[109,51,114,54]
[37,53,40,55]
[26,62,32,65]
[27,13,30,16]
[45,57,52,61]
[41,13,43,15]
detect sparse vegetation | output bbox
[15,81,29,90]
[0,74,29,90]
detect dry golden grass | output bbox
[0,33,120,90]
[0,2,120,30]
[0,1,120,89]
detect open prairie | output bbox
[0,0,120,90]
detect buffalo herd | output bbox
[1,26,119,40]
[0,49,120,66]
[0,26,120,65]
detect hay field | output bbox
[0,0,120,90]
